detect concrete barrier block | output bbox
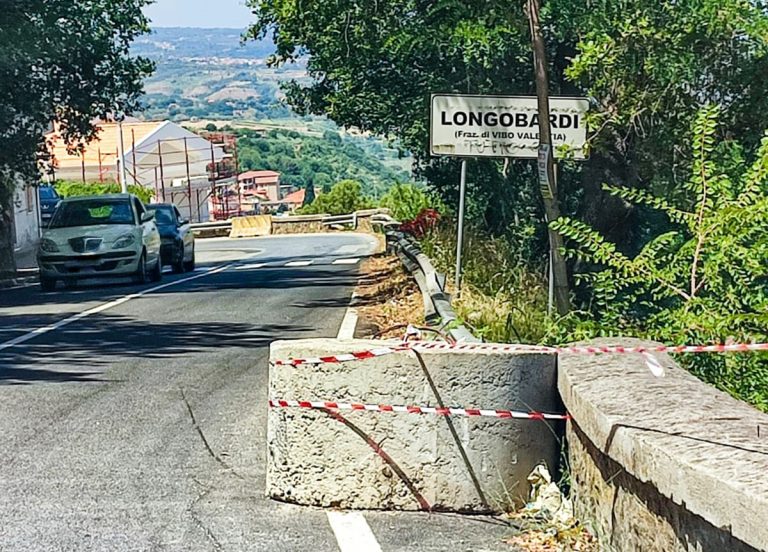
[229,215,272,238]
[267,339,560,513]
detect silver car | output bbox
[37,194,162,291]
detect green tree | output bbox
[300,180,374,215]
[55,180,153,204]
[0,0,153,275]
[378,183,432,222]
[246,0,768,247]
[551,107,768,410]
[303,181,316,207]
[233,128,408,198]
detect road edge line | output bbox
[326,511,383,552]
[337,297,359,340]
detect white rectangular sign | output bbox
[430,94,589,159]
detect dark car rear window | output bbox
[39,187,59,200]
[147,205,175,225]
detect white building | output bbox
[47,120,227,222]
[11,179,41,262]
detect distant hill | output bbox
[133,27,277,60]
[132,28,414,193]
[133,27,306,122]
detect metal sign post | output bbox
[429,92,588,308]
[454,159,468,298]
[116,120,128,193]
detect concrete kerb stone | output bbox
[559,338,768,551]
[267,338,561,513]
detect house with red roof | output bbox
[281,188,306,211]
[238,170,286,202]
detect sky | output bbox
[143,0,253,28]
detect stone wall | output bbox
[270,215,328,235]
[559,339,768,552]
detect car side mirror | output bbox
[178,218,189,226]
[141,212,155,223]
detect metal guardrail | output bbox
[192,210,399,234]
[387,231,479,343]
[322,213,356,226]
[190,220,233,231]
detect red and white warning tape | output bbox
[272,346,410,366]
[269,399,570,421]
[272,340,768,367]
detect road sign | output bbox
[430,94,589,159]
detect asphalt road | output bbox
[0,233,514,552]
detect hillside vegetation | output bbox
[133,28,298,122]
[235,128,409,198]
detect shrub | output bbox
[399,208,441,238]
[54,180,154,204]
[420,222,549,344]
[551,106,768,410]
[379,183,432,222]
[298,179,374,215]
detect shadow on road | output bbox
[0,313,312,385]
[0,266,360,309]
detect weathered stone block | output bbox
[559,338,768,551]
[267,339,561,512]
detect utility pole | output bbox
[527,0,571,315]
[116,119,128,193]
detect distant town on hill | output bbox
[132,27,413,195]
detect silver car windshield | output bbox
[49,199,135,229]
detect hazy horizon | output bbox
[143,0,252,29]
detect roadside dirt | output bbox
[352,254,424,340]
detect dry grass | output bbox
[504,524,598,552]
[353,254,425,338]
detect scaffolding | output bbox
[198,131,241,221]
[48,122,233,223]
[123,131,236,223]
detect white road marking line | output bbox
[285,260,313,267]
[235,263,266,270]
[332,258,361,265]
[327,512,383,552]
[337,305,359,340]
[0,264,232,353]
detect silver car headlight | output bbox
[112,233,136,249]
[40,238,59,253]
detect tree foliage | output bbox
[0,0,153,272]
[299,180,374,215]
[236,128,408,198]
[379,183,433,222]
[55,180,153,204]
[245,0,768,246]
[551,107,768,410]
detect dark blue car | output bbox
[38,185,61,225]
[145,203,196,273]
